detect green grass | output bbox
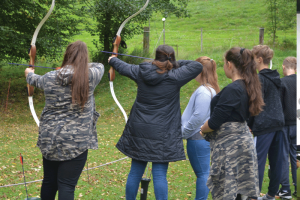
[0,0,297,199]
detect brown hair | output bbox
[195,56,220,94]
[58,41,89,109]
[252,45,274,65]
[152,45,179,74]
[283,56,296,70]
[225,47,265,116]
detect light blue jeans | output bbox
[126,159,169,200]
[187,139,210,200]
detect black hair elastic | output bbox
[168,56,171,61]
[240,48,245,55]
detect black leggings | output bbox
[41,150,88,200]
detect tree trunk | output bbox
[103,13,112,64]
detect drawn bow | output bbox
[108,0,150,123]
[27,0,55,127]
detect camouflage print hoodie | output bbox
[26,63,104,161]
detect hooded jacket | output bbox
[281,74,296,125]
[26,63,104,161]
[109,58,203,162]
[248,68,284,136]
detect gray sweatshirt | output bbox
[181,85,216,140]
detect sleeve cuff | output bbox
[208,119,218,131]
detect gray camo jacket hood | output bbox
[56,66,74,86]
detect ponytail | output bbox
[153,57,174,74]
[152,45,179,74]
[225,47,264,116]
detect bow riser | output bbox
[109,35,121,81]
[112,35,121,55]
[28,45,36,67]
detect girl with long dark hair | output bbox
[108,45,203,200]
[25,41,104,200]
[181,56,220,200]
[200,47,264,200]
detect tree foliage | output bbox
[82,0,189,62]
[0,0,84,62]
[265,0,296,45]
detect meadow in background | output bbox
[0,0,296,199]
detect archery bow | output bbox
[108,0,150,123]
[27,0,55,127]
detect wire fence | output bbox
[130,27,295,59]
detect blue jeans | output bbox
[187,139,210,200]
[126,159,169,200]
[256,131,283,197]
[280,125,297,191]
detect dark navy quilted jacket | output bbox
[109,58,203,162]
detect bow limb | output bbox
[109,0,150,123]
[109,36,128,122]
[27,0,55,127]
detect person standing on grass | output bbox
[25,41,104,200]
[108,44,203,200]
[181,56,220,200]
[276,57,297,199]
[248,45,285,200]
[200,47,263,200]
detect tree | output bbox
[0,0,84,62]
[82,0,189,62]
[265,0,296,46]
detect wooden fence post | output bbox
[143,27,150,53]
[259,28,264,45]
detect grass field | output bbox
[0,0,297,199]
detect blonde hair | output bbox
[283,56,296,70]
[252,45,274,65]
[195,56,220,93]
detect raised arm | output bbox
[89,63,105,86]
[173,60,203,87]
[109,57,139,82]
[26,70,45,90]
